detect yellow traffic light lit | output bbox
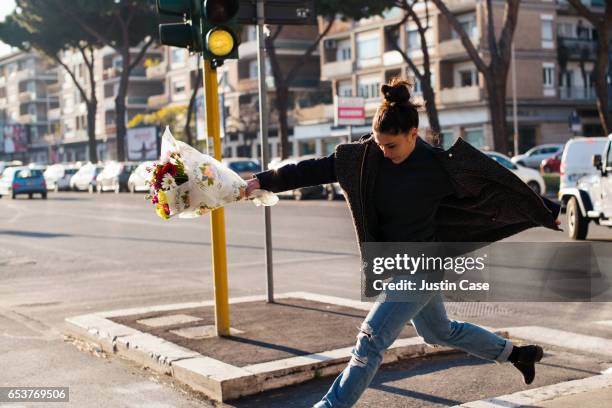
[207,29,235,57]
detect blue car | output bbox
[0,166,47,199]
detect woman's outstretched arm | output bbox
[246,153,337,194]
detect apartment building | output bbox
[311,0,610,155]
[0,51,60,163]
[56,45,164,162]
[220,25,330,159]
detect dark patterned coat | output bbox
[255,134,561,246]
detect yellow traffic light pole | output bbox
[203,59,230,336]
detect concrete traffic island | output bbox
[64,292,508,402]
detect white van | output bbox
[559,137,608,194]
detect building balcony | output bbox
[238,39,316,58]
[105,124,117,136]
[237,78,259,93]
[356,57,382,70]
[438,85,483,104]
[321,59,353,79]
[48,107,61,121]
[558,37,597,61]
[559,86,596,101]
[438,37,479,60]
[148,93,170,108]
[146,62,168,79]
[383,51,404,66]
[18,113,38,123]
[127,96,149,107]
[103,66,148,81]
[19,91,35,103]
[16,68,56,82]
[445,0,477,12]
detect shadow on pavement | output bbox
[0,230,70,238]
[229,353,488,408]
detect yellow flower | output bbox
[155,204,169,220]
[157,190,167,205]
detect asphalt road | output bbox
[0,192,611,407]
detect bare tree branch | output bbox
[128,36,154,72]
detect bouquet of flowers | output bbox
[146,127,277,220]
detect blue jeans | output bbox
[313,292,513,407]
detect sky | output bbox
[0,0,16,57]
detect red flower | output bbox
[163,203,170,215]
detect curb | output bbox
[452,372,612,407]
[64,292,508,402]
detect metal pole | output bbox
[203,59,231,336]
[512,41,519,157]
[257,0,275,303]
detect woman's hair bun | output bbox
[381,78,411,105]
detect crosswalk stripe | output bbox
[502,326,612,357]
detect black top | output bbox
[373,138,454,242]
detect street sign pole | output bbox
[203,59,231,336]
[256,0,275,303]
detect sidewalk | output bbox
[455,369,612,408]
[64,292,472,402]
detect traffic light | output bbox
[157,0,203,52]
[202,0,240,64]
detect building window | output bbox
[356,31,380,60]
[248,58,271,79]
[459,69,478,87]
[246,26,257,42]
[336,39,351,61]
[452,13,478,39]
[463,128,484,149]
[171,48,185,65]
[357,74,380,99]
[173,80,186,95]
[542,65,554,88]
[557,22,574,38]
[441,130,455,150]
[541,15,554,49]
[337,79,352,97]
[407,29,421,51]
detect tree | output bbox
[431,0,521,154]
[567,0,611,135]
[128,105,187,140]
[265,0,396,159]
[50,0,159,161]
[0,1,102,163]
[387,0,441,145]
[184,55,203,148]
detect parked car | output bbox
[0,166,47,199]
[44,163,79,192]
[559,134,612,240]
[96,161,138,193]
[559,137,608,193]
[0,160,23,175]
[484,151,546,194]
[540,151,563,173]
[511,144,564,169]
[324,182,343,200]
[127,161,154,193]
[268,155,325,200]
[70,163,103,193]
[222,158,261,180]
